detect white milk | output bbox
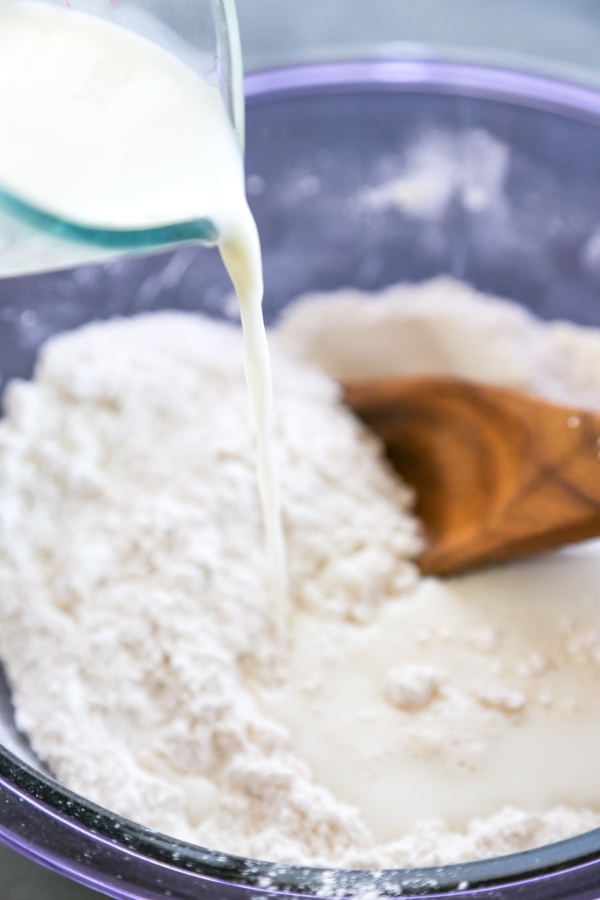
[0,0,287,617]
[258,547,600,839]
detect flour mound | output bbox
[0,311,420,862]
[1,284,600,870]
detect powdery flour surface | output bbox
[0,278,600,867]
[0,310,420,863]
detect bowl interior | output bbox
[2,60,600,899]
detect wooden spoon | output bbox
[343,376,600,577]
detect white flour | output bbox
[1,277,600,867]
[358,129,509,220]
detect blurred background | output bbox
[3,0,600,895]
[238,0,600,86]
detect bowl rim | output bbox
[2,56,600,900]
[2,741,600,899]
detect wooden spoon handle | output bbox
[344,377,600,576]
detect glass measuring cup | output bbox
[0,0,244,277]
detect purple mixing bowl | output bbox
[1,60,600,899]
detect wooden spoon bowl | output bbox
[343,377,600,576]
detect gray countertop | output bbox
[238,0,600,85]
